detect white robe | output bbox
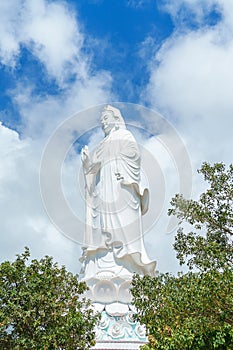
[80,127,156,277]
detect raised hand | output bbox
[81,145,89,163]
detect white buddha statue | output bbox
[80,105,156,280]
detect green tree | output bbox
[132,163,233,349]
[0,248,99,350]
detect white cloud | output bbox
[0,0,87,84]
[0,1,22,66]
[10,70,113,139]
[135,0,233,272]
[0,122,80,270]
[23,1,87,84]
[5,0,232,276]
[0,0,114,269]
[0,0,114,138]
[143,0,233,167]
[161,0,220,23]
[126,0,149,8]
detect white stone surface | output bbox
[81,276,133,304]
[80,105,156,288]
[92,341,145,350]
[93,341,146,350]
[94,309,147,343]
[105,302,129,317]
[79,106,152,348]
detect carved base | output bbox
[80,259,148,348]
[93,307,147,349]
[93,340,146,350]
[82,276,132,304]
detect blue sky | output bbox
[0,0,173,129]
[0,0,221,130]
[0,0,232,273]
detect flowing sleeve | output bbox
[83,154,101,195]
[117,130,149,215]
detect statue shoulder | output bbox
[115,128,136,142]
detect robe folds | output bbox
[81,128,156,277]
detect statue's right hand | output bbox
[81,145,89,163]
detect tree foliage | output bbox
[170,162,233,271]
[0,248,99,350]
[132,163,233,349]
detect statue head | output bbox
[101,105,126,135]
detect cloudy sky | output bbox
[0,0,232,274]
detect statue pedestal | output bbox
[93,307,147,350]
[81,276,147,349]
[81,276,132,304]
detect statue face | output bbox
[101,111,116,135]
